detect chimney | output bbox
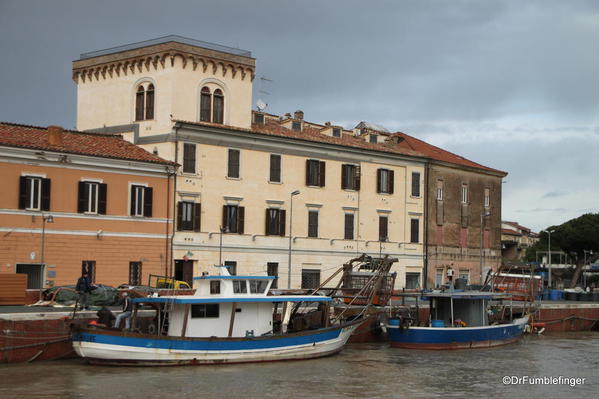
[294,110,304,120]
[47,125,64,146]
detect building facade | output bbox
[72,36,427,289]
[0,123,175,289]
[501,221,539,261]
[393,133,507,287]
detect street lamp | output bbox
[547,228,555,288]
[40,214,54,300]
[287,190,300,289]
[480,211,490,284]
[583,250,593,289]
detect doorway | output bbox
[16,264,44,289]
[174,260,194,286]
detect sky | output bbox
[1,0,598,232]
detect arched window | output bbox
[135,83,155,121]
[135,86,145,121]
[145,84,154,120]
[213,89,224,124]
[200,86,211,122]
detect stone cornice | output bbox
[72,41,256,84]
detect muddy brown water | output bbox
[0,332,596,399]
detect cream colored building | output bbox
[73,36,426,289]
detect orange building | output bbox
[0,123,176,291]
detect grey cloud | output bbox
[1,0,598,233]
[542,191,567,199]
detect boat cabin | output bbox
[133,267,332,338]
[426,291,509,328]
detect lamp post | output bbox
[480,211,490,284]
[547,229,554,288]
[40,214,54,300]
[287,190,300,289]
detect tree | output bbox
[539,213,599,287]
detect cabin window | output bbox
[210,280,221,294]
[191,304,219,318]
[225,261,237,275]
[249,280,268,294]
[292,121,301,131]
[332,127,341,137]
[254,113,264,124]
[233,280,247,293]
[369,134,378,143]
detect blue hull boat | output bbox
[387,315,528,349]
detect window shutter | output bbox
[98,183,107,215]
[40,178,51,211]
[379,216,388,241]
[389,170,395,194]
[176,202,183,231]
[344,214,354,240]
[77,181,86,213]
[279,209,286,237]
[145,84,154,120]
[18,176,28,209]
[412,172,420,197]
[135,87,145,121]
[143,186,153,217]
[237,206,245,234]
[193,203,201,232]
[222,205,228,232]
[130,186,136,215]
[228,149,240,178]
[318,161,326,187]
[376,169,382,193]
[265,208,271,235]
[355,166,361,191]
[305,159,311,186]
[341,164,348,189]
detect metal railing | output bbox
[80,35,252,60]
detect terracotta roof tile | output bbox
[502,229,522,236]
[393,132,507,175]
[0,122,175,166]
[174,119,426,158]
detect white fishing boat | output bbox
[71,265,374,366]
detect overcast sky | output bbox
[1,0,597,232]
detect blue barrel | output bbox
[549,290,562,301]
[431,320,444,327]
[542,289,550,300]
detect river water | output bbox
[0,332,596,399]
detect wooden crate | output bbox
[0,274,27,305]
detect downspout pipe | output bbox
[423,160,430,289]
[170,123,180,279]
